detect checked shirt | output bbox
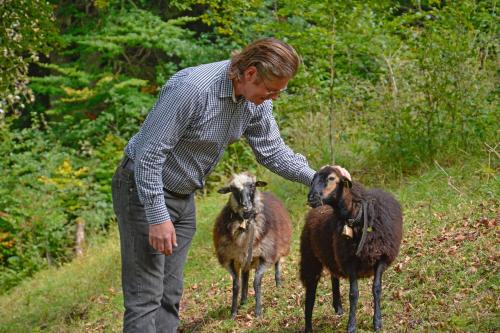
[125,60,315,225]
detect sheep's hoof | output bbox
[335,307,344,316]
[374,319,382,331]
[231,311,237,320]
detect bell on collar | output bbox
[240,219,248,230]
[342,224,353,238]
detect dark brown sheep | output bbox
[213,172,292,318]
[300,166,403,333]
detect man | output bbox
[112,38,350,332]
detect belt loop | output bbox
[120,155,135,171]
[123,157,130,169]
[119,155,128,168]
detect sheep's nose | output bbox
[307,192,322,208]
[242,211,253,219]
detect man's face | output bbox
[241,66,289,105]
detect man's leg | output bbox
[155,192,196,332]
[113,164,197,333]
[113,165,165,332]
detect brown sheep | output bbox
[213,172,292,318]
[301,166,403,333]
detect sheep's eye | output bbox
[327,176,336,182]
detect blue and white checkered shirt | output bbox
[125,60,315,225]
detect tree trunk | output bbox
[75,218,85,258]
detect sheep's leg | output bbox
[300,240,323,333]
[253,259,268,317]
[304,275,320,333]
[373,261,387,331]
[229,261,240,319]
[241,270,250,305]
[275,261,282,287]
[331,275,344,315]
[347,274,359,333]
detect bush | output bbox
[0,125,122,292]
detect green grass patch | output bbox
[0,230,123,333]
[0,157,498,332]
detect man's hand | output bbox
[149,221,177,256]
[333,165,351,181]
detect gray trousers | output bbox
[112,158,196,333]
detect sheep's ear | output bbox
[255,181,267,187]
[344,179,352,188]
[217,187,231,194]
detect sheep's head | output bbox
[218,172,267,220]
[308,165,352,208]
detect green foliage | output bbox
[368,2,498,170]
[189,0,497,173]
[31,65,154,147]
[66,8,218,81]
[0,0,497,294]
[0,126,121,292]
[0,0,57,116]
[25,6,225,147]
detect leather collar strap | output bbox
[355,201,370,257]
[243,221,255,272]
[347,203,364,227]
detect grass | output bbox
[0,229,123,332]
[0,157,498,332]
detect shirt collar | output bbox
[220,61,239,103]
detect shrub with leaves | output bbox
[0,0,56,117]
[0,126,120,292]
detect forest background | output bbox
[0,0,498,332]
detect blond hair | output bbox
[229,38,300,81]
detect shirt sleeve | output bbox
[244,101,315,186]
[133,82,202,225]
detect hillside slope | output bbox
[0,159,498,332]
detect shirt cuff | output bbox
[297,166,316,186]
[144,198,171,225]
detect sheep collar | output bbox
[243,222,255,272]
[346,203,364,227]
[229,210,256,226]
[344,200,373,257]
[227,211,256,272]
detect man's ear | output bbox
[243,66,258,81]
[217,187,231,194]
[255,181,267,187]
